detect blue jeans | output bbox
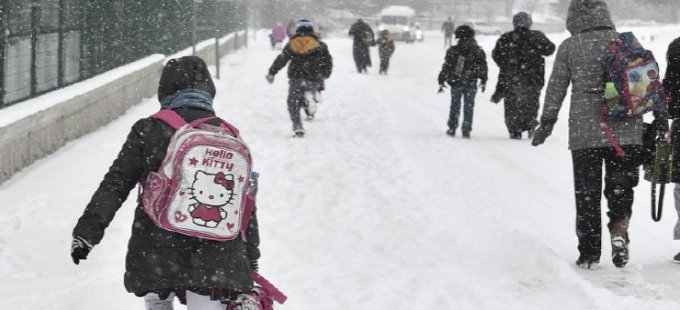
[448,85,477,132]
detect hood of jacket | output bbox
[157,56,216,102]
[289,35,321,55]
[566,0,615,35]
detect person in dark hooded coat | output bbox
[348,19,374,73]
[266,19,333,137]
[492,12,555,139]
[663,36,680,262]
[70,56,260,308]
[531,0,667,269]
[437,25,488,139]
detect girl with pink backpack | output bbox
[70,56,284,309]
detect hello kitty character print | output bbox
[188,171,235,228]
[142,110,254,242]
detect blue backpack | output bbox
[603,32,666,121]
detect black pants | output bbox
[379,54,391,73]
[287,79,319,131]
[571,146,641,259]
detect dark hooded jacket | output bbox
[438,38,488,88]
[664,38,680,182]
[539,0,648,150]
[492,27,555,88]
[268,31,333,80]
[72,56,260,299]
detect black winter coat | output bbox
[268,33,333,81]
[492,28,555,88]
[72,107,260,297]
[438,38,488,87]
[664,37,680,182]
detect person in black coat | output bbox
[437,25,488,139]
[441,17,455,48]
[349,19,374,73]
[71,56,260,308]
[492,12,555,139]
[663,37,680,262]
[267,19,333,137]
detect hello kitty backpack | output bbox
[141,109,255,242]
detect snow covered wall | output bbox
[0,31,247,185]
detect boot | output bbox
[611,235,629,267]
[673,252,680,263]
[610,218,630,268]
[576,254,600,270]
[462,130,470,139]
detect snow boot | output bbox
[611,235,629,268]
[576,254,600,270]
[462,130,470,139]
[509,132,522,140]
[610,219,629,267]
[673,252,680,263]
[446,129,456,137]
[293,125,305,138]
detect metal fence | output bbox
[0,0,247,108]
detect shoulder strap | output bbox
[251,271,287,304]
[151,109,187,130]
[152,110,240,137]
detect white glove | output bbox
[265,74,275,84]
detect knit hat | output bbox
[296,19,314,33]
[513,12,533,29]
[454,25,475,39]
[158,56,216,102]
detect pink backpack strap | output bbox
[151,109,188,130]
[599,105,627,158]
[251,271,287,304]
[191,116,240,137]
[152,110,240,137]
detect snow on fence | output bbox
[0,31,248,185]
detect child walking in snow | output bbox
[70,56,261,309]
[377,30,395,75]
[437,25,488,139]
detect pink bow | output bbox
[214,172,235,190]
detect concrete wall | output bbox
[0,31,248,185]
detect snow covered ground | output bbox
[2,26,680,309]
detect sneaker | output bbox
[611,235,629,268]
[462,130,470,139]
[576,255,600,270]
[673,252,680,263]
[446,129,456,136]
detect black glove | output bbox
[531,120,557,146]
[438,83,446,94]
[480,81,486,93]
[250,260,259,272]
[71,236,93,265]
